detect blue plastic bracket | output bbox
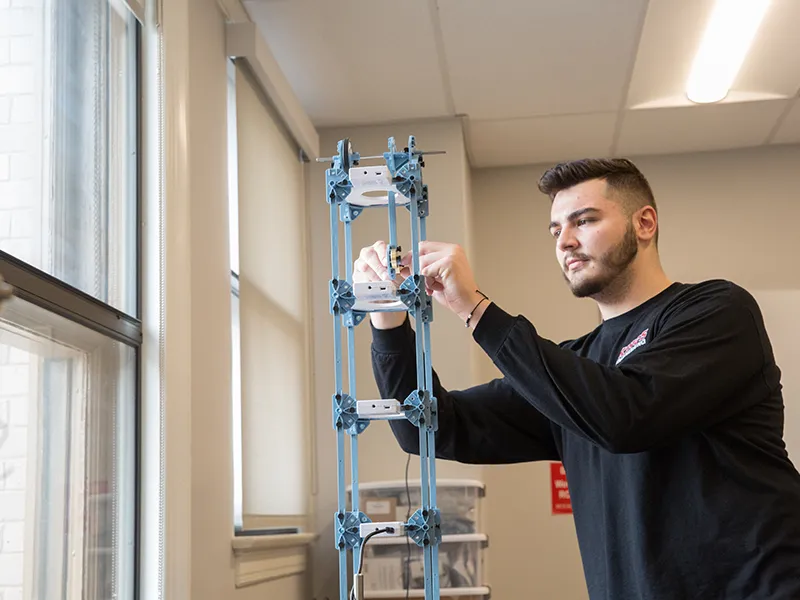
[417,184,430,218]
[331,392,369,435]
[326,172,352,205]
[332,393,357,430]
[399,276,434,323]
[330,279,370,328]
[340,202,363,222]
[406,508,442,548]
[342,310,367,328]
[334,510,371,550]
[329,279,355,315]
[402,389,438,431]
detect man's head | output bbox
[539,158,659,299]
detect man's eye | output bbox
[552,230,560,238]
[578,219,593,226]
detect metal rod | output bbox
[316,150,447,163]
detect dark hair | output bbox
[538,157,658,243]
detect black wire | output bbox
[349,453,414,600]
[358,527,394,575]
[350,526,396,600]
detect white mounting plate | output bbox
[352,280,407,312]
[346,165,411,207]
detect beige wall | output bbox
[306,119,480,599]
[754,291,800,464]
[177,0,311,598]
[470,143,800,600]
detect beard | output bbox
[563,222,638,298]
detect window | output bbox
[0,0,140,597]
[0,296,136,599]
[227,59,312,535]
[0,0,138,314]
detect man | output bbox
[353,158,800,599]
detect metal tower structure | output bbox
[324,135,443,600]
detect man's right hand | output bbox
[353,241,410,330]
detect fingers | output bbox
[354,241,389,281]
[419,240,455,255]
[425,277,443,296]
[372,240,388,265]
[400,250,413,268]
[419,250,449,277]
[353,241,456,284]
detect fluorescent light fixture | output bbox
[686,0,771,104]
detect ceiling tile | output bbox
[627,0,800,110]
[616,100,789,156]
[625,0,715,108]
[243,0,450,126]
[468,113,618,168]
[730,0,800,99]
[438,0,647,120]
[772,99,800,144]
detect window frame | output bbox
[0,1,144,597]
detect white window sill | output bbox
[232,532,317,587]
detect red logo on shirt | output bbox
[616,328,649,365]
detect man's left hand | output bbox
[414,241,486,324]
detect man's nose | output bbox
[557,226,578,252]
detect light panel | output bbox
[686,0,772,104]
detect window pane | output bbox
[0,295,136,600]
[0,0,138,315]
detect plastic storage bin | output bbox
[362,533,489,595]
[348,479,485,535]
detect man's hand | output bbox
[418,241,486,327]
[353,240,488,330]
[353,241,410,330]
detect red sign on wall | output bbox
[551,462,572,514]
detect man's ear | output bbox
[635,206,658,243]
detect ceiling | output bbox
[242,0,800,168]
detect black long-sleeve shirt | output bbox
[371,279,800,599]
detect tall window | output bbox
[227,59,312,535]
[0,0,140,598]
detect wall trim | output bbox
[225,21,320,160]
[217,0,250,23]
[232,533,317,587]
[140,0,193,597]
[243,514,308,530]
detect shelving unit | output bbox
[350,480,490,598]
